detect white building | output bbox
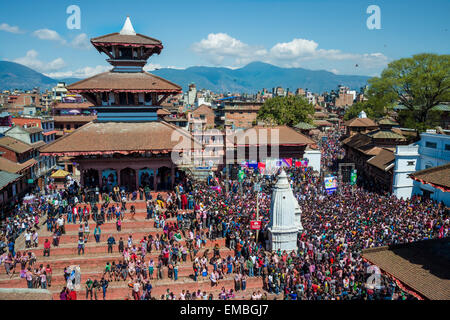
[306,91,316,105]
[304,147,321,173]
[393,132,450,205]
[392,145,420,200]
[186,83,197,106]
[52,82,68,102]
[346,90,357,101]
[268,170,303,252]
[195,97,211,108]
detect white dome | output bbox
[358,110,367,118]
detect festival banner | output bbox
[282,158,293,167]
[324,176,337,194]
[248,160,258,169]
[258,162,266,175]
[250,220,262,230]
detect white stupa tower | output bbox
[268,170,303,252]
[358,110,367,119]
[120,16,136,35]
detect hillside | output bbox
[0,60,371,93]
[0,61,58,90]
[153,62,371,93]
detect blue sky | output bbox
[1,0,449,78]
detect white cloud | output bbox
[13,50,66,72]
[329,68,339,75]
[164,66,185,70]
[32,29,94,50]
[192,33,266,65]
[46,63,186,79]
[270,39,318,59]
[33,29,67,45]
[0,23,23,34]
[44,65,111,79]
[191,33,389,73]
[143,63,162,71]
[70,33,91,50]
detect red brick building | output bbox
[189,104,215,130]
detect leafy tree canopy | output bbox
[257,95,314,126]
[367,53,450,130]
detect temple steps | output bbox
[0,248,235,287]
[0,196,246,300]
[57,217,177,232]
[49,276,264,300]
[36,228,209,245]
[11,238,227,261]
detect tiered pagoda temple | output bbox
[41,17,199,193]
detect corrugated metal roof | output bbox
[0,170,21,190]
[366,129,406,140]
[294,122,316,130]
[394,104,450,112]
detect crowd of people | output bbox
[1,125,448,300]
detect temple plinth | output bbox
[268,170,303,252]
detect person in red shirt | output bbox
[45,264,52,287]
[181,194,187,210]
[68,289,77,300]
[43,239,51,257]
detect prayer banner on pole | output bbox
[250,220,261,230]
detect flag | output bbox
[258,162,266,175]
[283,158,292,167]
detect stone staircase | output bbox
[0,199,265,300]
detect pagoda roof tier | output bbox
[67,71,182,93]
[91,32,163,49]
[40,121,201,157]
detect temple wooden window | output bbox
[101,92,108,105]
[109,92,116,105]
[119,92,127,105]
[138,93,144,105]
[120,47,132,59]
[144,93,152,105]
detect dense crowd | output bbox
[1,125,448,300]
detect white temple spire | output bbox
[120,16,136,35]
[267,169,302,252]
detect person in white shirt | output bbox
[32,231,38,248]
[132,280,141,300]
[25,231,32,248]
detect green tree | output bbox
[368,53,450,130]
[257,95,314,126]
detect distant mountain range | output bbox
[153,62,371,93]
[0,61,58,90]
[0,60,371,93]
